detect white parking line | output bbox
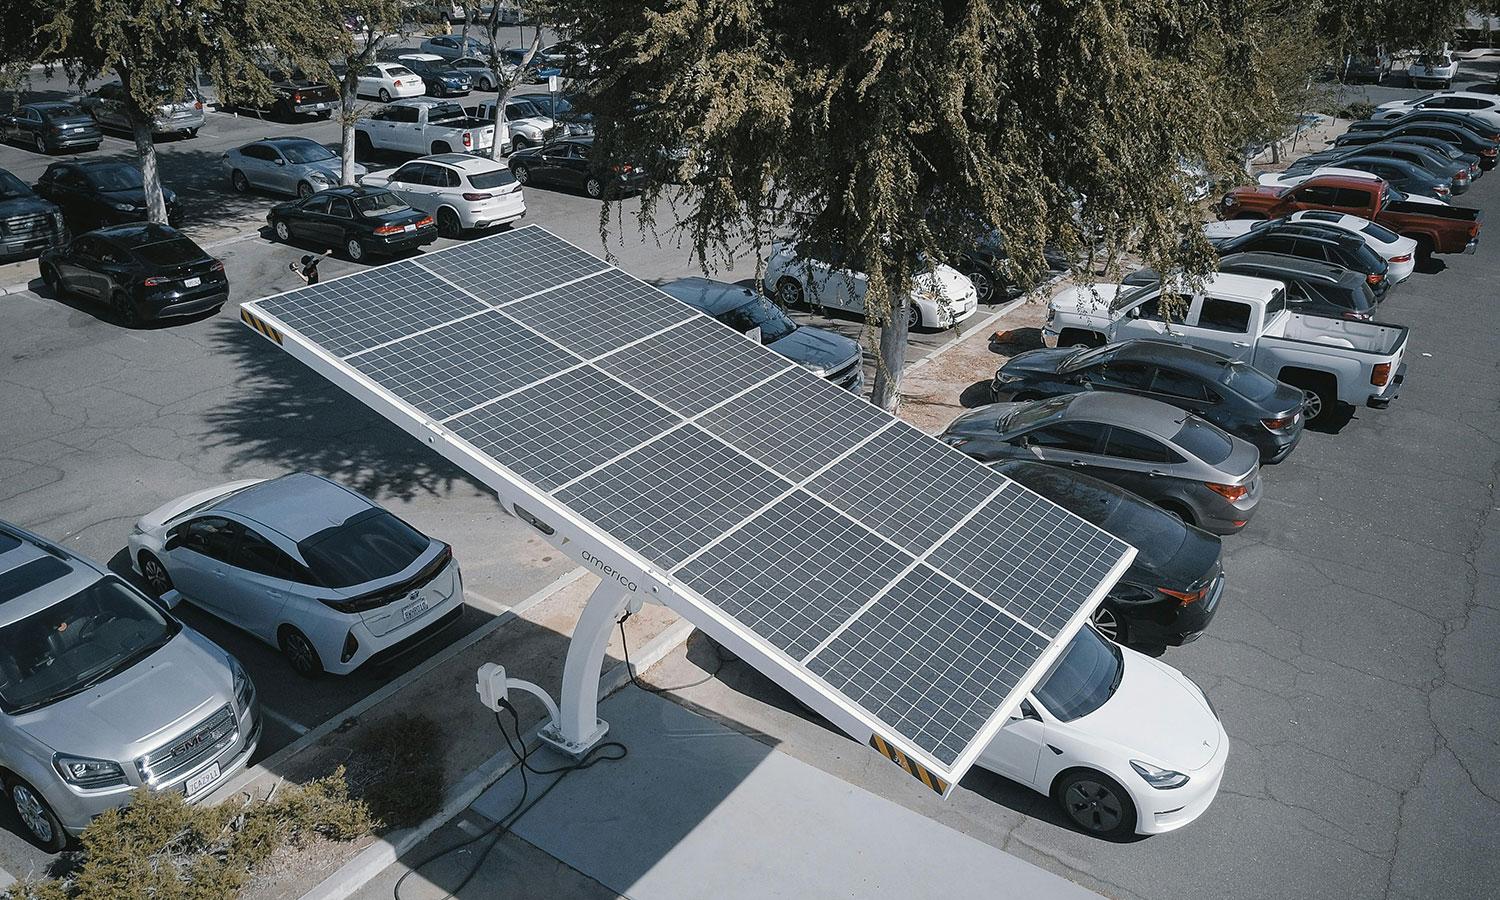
[260,705,312,736]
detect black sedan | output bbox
[267,186,435,262]
[1334,121,1499,169]
[994,460,1224,652]
[33,160,180,230]
[0,169,67,262]
[1,102,102,154]
[39,223,227,326]
[955,232,1070,304]
[397,56,473,97]
[507,138,647,199]
[991,339,1307,462]
[1210,220,1391,297]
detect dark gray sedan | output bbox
[991,339,1306,462]
[940,392,1263,534]
[1,102,102,154]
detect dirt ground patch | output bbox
[898,300,1050,434]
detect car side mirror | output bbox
[163,531,183,552]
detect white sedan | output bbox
[1204,210,1418,283]
[128,473,464,677]
[362,153,526,237]
[1373,90,1500,129]
[356,62,426,103]
[978,624,1228,837]
[1406,54,1460,90]
[762,241,978,331]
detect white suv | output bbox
[362,152,526,238]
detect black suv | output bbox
[1210,220,1391,297]
[1217,252,1378,321]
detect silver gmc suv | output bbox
[0,520,260,850]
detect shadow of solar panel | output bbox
[447,366,680,490]
[595,316,793,417]
[414,226,609,306]
[926,488,1132,638]
[805,422,1009,554]
[697,366,892,481]
[346,311,582,420]
[807,566,1048,766]
[674,491,915,660]
[556,425,789,568]
[503,269,698,359]
[258,261,489,357]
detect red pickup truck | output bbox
[1218,174,1481,259]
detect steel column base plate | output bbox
[537,718,609,758]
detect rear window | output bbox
[1220,361,1279,402]
[428,102,466,122]
[389,66,414,77]
[354,191,408,216]
[1101,499,1189,570]
[1361,220,1401,243]
[467,169,516,190]
[132,238,202,266]
[39,104,86,121]
[298,509,430,588]
[0,557,73,603]
[1173,418,1234,465]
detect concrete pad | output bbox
[471,687,1098,900]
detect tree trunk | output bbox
[340,71,360,185]
[869,289,911,412]
[118,66,168,225]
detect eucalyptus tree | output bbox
[476,1,544,162]
[565,0,1322,411]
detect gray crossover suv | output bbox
[0,520,259,850]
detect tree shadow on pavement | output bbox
[201,317,485,501]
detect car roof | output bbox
[0,520,105,625]
[1051,391,1191,437]
[27,101,78,112]
[91,222,188,246]
[211,473,375,542]
[1302,168,1384,185]
[423,152,506,170]
[1188,271,1286,302]
[399,53,444,62]
[260,136,325,147]
[1252,222,1361,246]
[316,185,385,197]
[659,277,758,314]
[1217,251,1350,284]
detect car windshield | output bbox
[0,577,179,715]
[1219,361,1280,402]
[507,99,544,119]
[468,169,516,189]
[0,171,32,200]
[1173,417,1234,464]
[39,104,86,121]
[132,237,202,266]
[1107,283,1157,313]
[85,164,144,191]
[1033,625,1122,722]
[720,296,797,343]
[279,141,337,165]
[354,192,408,216]
[997,395,1072,432]
[298,509,430,588]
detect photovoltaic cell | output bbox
[257,261,488,357]
[926,488,1132,637]
[806,422,1009,555]
[447,367,680,491]
[557,425,789,568]
[807,566,1049,766]
[595,316,793,417]
[346,311,581,420]
[503,268,698,359]
[698,366,894,481]
[414,227,609,306]
[674,491,915,660]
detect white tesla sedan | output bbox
[1203,210,1418,283]
[128,473,463,677]
[978,624,1228,838]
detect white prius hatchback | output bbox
[361,153,526,237]
[978,623,1228,838]
[128,473,464,677]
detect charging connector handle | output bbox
[475,663,562,726]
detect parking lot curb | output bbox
[296,615,698,900]
[904,293,1029,376]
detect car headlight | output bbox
[54,754,127,789]
[1130,760,1190,790]
[230,656,254,711]
[993,371,1021,384]
[309,171,334,184]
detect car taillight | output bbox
[209,260,224,273]
[393,79,402,86]
[142,275,168,286]
[611,163,633,173]
[1366,272,1383,286]
[194,100,203,110]
[1261,415,1297,430]
[1434,184,1450,195]
[373,223,405,235]
[1159,585,1209,606]
[416,215,434,228]
[1483,147,1498,157]
[463,132,472,148]
[1389,253,1412,263]
[293,91,302,104]
[1372,362,1392,386]
[1206,482,1249,501]
[462,192,491,201]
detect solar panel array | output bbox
[246,226,1132,786]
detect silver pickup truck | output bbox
[354,98,496,157]
[1044,273,1408,422]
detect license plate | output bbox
[184,277,201,287]
[402,598,431,622]
[185,763,220,797]
[403,223,416,232]
[313,103,328,110]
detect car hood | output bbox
[510,115,554,132]
[136,479,267,533]
[0,195,56,218]
[301,160,360,181]
[768,325,859,373]
[913,264,973,301]
[1049,283,1124,320]
[942,402,1016,439]
[100,186,177,207]
[15,630,232,760]
[1001,346,1076,376]
[1072,650,1221,771]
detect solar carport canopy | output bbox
[241,226,1134,795]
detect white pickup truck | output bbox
[354,98,496,157]
[1044,273,1408,421]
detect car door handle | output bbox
[1148,469,1165,477]
[1068,460,1085,467]
[1232,341,1250,348]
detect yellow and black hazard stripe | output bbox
[240,308,282,345]
[869,733,948,795]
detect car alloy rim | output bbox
[347,239,362,260]
[907,303,920,330]
[514,166,528,183]
[299,182,313,199]
[34,135,46,153]
[233,171,247,192]
[275,221,290,241]
[1064,779,1123,832]
[1302,389,1322,420]
[143,558,169,593]
[1091,606,1119,641]
[969,270,993,303]
[587,177,603,197]
[13,785,51,843]
[777,280,802,306]
[288,634,316,671]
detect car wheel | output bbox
[39,263,63,297]
[231,169,250,193]
[279,627,324,678]
[8,779,67,852]
[437,207,463,239]
[297,181,315,200]
[1055,769,1137,841]
[344,235,366,262]
[187,128,199,138]
[512,135,532,152]
[139,551,173,599]
[907,300,923,331]
[378,88,391,103]
[775,277,805,308]
[585,176,605,199]
[33,133,48,155]
[1301,388,1325,422]
[110,289,140,327]
[512,163,530,184]
[273,219,291,242]
[479,76,494,91]
[963,268,994,304]
[1090,604,1126,644]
